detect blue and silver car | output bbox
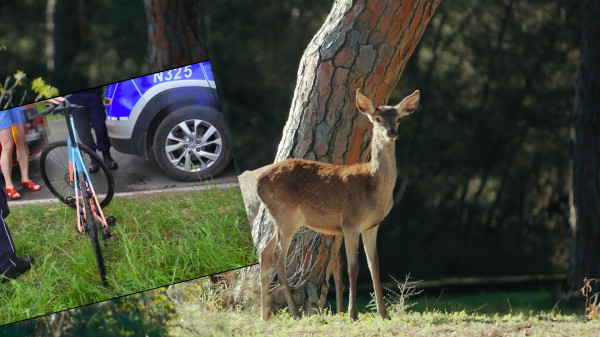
[104,61,231,181]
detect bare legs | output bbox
[0,124,39,197]
[12,123,33,183]
[0,128,16,191]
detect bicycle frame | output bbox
[63,110,110,233]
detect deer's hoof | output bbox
[262,311,272,321]
[290,309,302,319]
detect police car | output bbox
[104,61,232,181]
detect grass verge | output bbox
[0,185,257,325]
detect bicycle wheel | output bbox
[79,171,107,284]
[40,141,115,208]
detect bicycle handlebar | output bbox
[42,95,84,116]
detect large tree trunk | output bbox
[143,0,207,72]
[567,0,600,298]
[241,0,441,316]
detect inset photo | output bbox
[0,61,257,326]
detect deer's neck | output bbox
[369,135,397,197]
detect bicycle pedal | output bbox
[66,197,76,208]
[106,216,117,227]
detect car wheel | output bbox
[153,105,232,181]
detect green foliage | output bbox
[0,0,148,97]
[1,45,59,108]
[30,77,59,100]
[12,70,26,84]
[381,0,578,279]
[1,67,59,109]
[0,289,176,337]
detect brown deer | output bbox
[254,89,420,321]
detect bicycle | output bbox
[40,98,116,284]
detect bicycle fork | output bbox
[70,149,116,237]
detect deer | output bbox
[251,88,420,321]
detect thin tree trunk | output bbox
[143,0,207,72]
[47,0,89,85]
[242,0,441,316]
[567,0,600,298]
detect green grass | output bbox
[0,185,258,325]
[405,289,579,316]
[347,287,579,317]
[168,289,599,336]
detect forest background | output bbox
[0,0,579,288]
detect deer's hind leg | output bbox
[331,235,345,314]
[268,209,303,318]
[259,233,277,321]
[319,235,344,314]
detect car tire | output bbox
[153,105,232,181]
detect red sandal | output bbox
[21,181,41,191]
[5,187,21,199]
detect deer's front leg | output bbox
[343,229,360,320]
[362,225,389,319]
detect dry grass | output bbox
[165,275,600,336]
[168,307,600,337]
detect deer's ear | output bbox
[395,90,420,115]
[356,89,376,115]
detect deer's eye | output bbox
[375,117,381,123]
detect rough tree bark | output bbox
[567,0,600,297]
[143,0,207,72]
[240,0,441,316]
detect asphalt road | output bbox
[7,119,239,205]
